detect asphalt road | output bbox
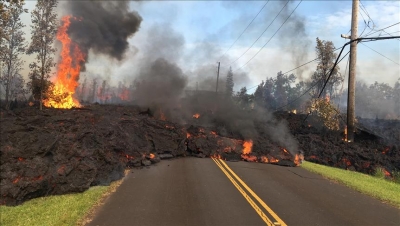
[88,158,400,226]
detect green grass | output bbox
[301,161,400,209]
[0,180,123,226]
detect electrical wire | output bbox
[361,43,400,66]
[276,50,350,111]
[233,0,303,72]
[228,0,290,66]
[218,0,270,62]
[364,22,400,37]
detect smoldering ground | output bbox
[60,2,301,154]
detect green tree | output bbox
[225,66,234,99]
[253,80,265,109]
[0,0,25,109]
[1,1,25,47]
[235,86,252,110]
[311,38,343,98]
[263,77,276,110]
[26,0,58,110]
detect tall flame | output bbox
[242,140,253,155]
[44,15,85,109]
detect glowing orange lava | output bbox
[193,113,200,119]
[242,140,253,155]
[294,154,303,166]
[149,153,155,159]
[44,15,85,109]
[261,156,269,163]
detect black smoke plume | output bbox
[62,1,142,62]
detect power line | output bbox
[361,43,400,66]
[228,0,290,66]
[280,46,342,76]
[359,0,375,32]
[234,0,303,72]
[218,0,270,62]
[276,50,350,111]
[364,22,400,37]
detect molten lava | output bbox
[241,140,256,161]
[193,113,200,119]
[242,140,253,155]
[149,153,155,159]
[44,15,85,109]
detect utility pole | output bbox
[347,0,359,142]
[215,62,220,94]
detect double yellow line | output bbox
[211,157,287,226]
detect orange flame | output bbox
[294,154,303,166]
[261,156,269,163]
[269,157,279,163]
[118,88,129,101]
[44,15,85,109]
[241,155,257,162]
[193,113,200,119]
[242,140,253,155]
[186,133,191,138]
[149,153,155,159]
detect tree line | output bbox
[224,38,400,120]
[1,0,57,110]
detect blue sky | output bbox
[20,1,400,92]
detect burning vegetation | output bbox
[1,0,399,208]
[44,16,84,109]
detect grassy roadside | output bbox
[0,179,123,226]
[301,161,400,208]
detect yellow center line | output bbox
[217,158,287,226]
[211,157,274,226]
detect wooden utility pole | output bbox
[215,62,220,93]
[347,0,359,142]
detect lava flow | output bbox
[241,140,257,161]
[44,15,85,109]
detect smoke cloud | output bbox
[63,1,142,62]
[276,1,312,80]
[132,58,188,110]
